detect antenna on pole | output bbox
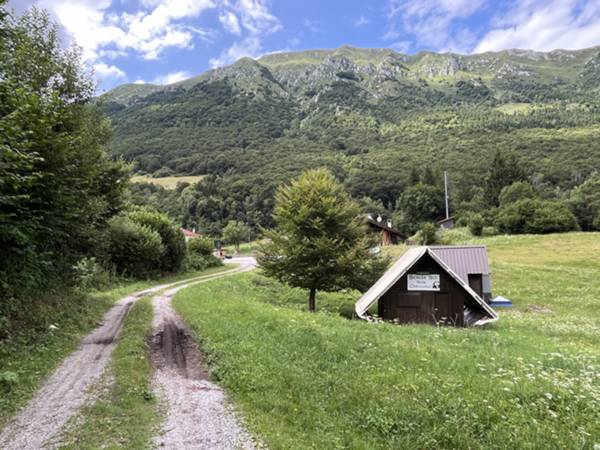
[444,171,449,219]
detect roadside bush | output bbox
[72,257,113,291]
[187,237,222,270]
[468,213,484,236]
[128,208,187,273]
[106,217,164,278]
[188,237,214,257]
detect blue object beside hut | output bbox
[490,296,513,307]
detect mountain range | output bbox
[102,45,600,211]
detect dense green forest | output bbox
[105,47,600,234]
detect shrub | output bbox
[528,202,579,234]
[417,223,439,245]
[497,199,579,234]
[188,237,214,257]
[72,257,113,291]
[468,213,484,236]
[106,217,164,278]
[128,208,187,274]
[187,237,223,270]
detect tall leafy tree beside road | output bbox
[0,4,129,304]
[258,169,387,312]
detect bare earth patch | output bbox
[151,266,257,449]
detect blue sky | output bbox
[9,0,600,91]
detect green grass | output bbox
[174,233,600,449]
[0,265,230,430]
[59,298,157,449]
[223,239,264,256]
[495,102,534,114]
[130,174,204,189]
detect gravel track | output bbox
[151,264,257,449]
[0,269,243,450]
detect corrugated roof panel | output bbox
[429,246,490,283]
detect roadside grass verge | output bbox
[58,297,156,449]
[0,265,230,429]
[174,233,600,449]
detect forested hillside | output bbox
[102,46,600,233]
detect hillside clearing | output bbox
[174,233,600,449]
[131,175,204,189]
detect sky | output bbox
[8,0,600,92]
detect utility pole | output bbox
[444,171,450,219]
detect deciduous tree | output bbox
[258,169,387,312]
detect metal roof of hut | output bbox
[428,245,490,283]
[355,246,498,326]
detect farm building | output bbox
[180,228,202,241]
[438,216,455,230]
[355,246,497,326]
[366,215,404,246]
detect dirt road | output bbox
[150,262,257,449]
[152,260,254,450]
[0,264,251,450]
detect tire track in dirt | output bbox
[151,264,257,449]
[0,268,242,450]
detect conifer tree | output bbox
[258,169,387,312]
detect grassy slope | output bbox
[174,233,600,449]
[0,265,229,430]
[59,298,157,449]
[130,175,204,189]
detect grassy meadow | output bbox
[130,175,204,189]
[174,232,600,449]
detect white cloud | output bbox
[384,0,484,52]
[235,0,281,34]
[474,0,600,53]
[93,62,126,81]
[219,11,241,35]
[36,0,214,62]
[209,36,262,67]
[152,70,191,84]
[209,0,281,67]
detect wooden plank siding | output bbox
[378,253,466,326]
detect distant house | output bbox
[366,215,404,246]
[180,228,201,241]
[438,216,455,230]
[355,246,497,327]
